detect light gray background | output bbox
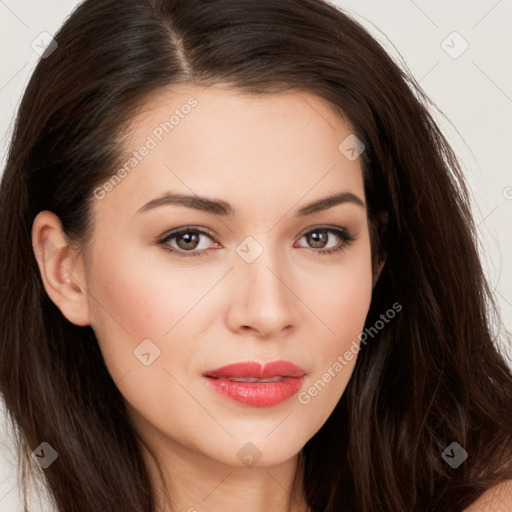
[1,1,511,510]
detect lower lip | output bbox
[204,376,305,407]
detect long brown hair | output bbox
[1,0,511,510]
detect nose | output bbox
[225,244,299,338]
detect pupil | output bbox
[309,230,326,248]
[179,232,198,249]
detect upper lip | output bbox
[203,360,306,379]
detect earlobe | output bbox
[32,210,91,327]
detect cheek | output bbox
[299,237,374,347]
[294,237,373,416]
[84,245,201,379]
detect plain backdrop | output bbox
[1,1,511,510]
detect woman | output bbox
[0,0,511,511]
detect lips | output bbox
[203,360,306,380]
[203,360,306,407]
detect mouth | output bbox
[209,376,287,383]
[203,360,306,407]
[203,360,306,379]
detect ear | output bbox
[374,252,386,285]
[32,210,91,326]
[371,211,388,289]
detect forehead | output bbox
[93,84,365,221]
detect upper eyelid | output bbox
[160,226,216,242]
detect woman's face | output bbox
[46,85,376,469]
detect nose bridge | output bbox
[230,233,297,333]
[236,233,286,296]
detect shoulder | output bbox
[463,479,512,511]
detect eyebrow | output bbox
[136,190,366,217]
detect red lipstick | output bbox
[203,360,306,407]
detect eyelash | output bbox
[158,225,356,258]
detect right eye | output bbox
[158,227,220,258]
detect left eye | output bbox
[296,227,349,251]
[158,226,355,258]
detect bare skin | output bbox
[32,84,383,512]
